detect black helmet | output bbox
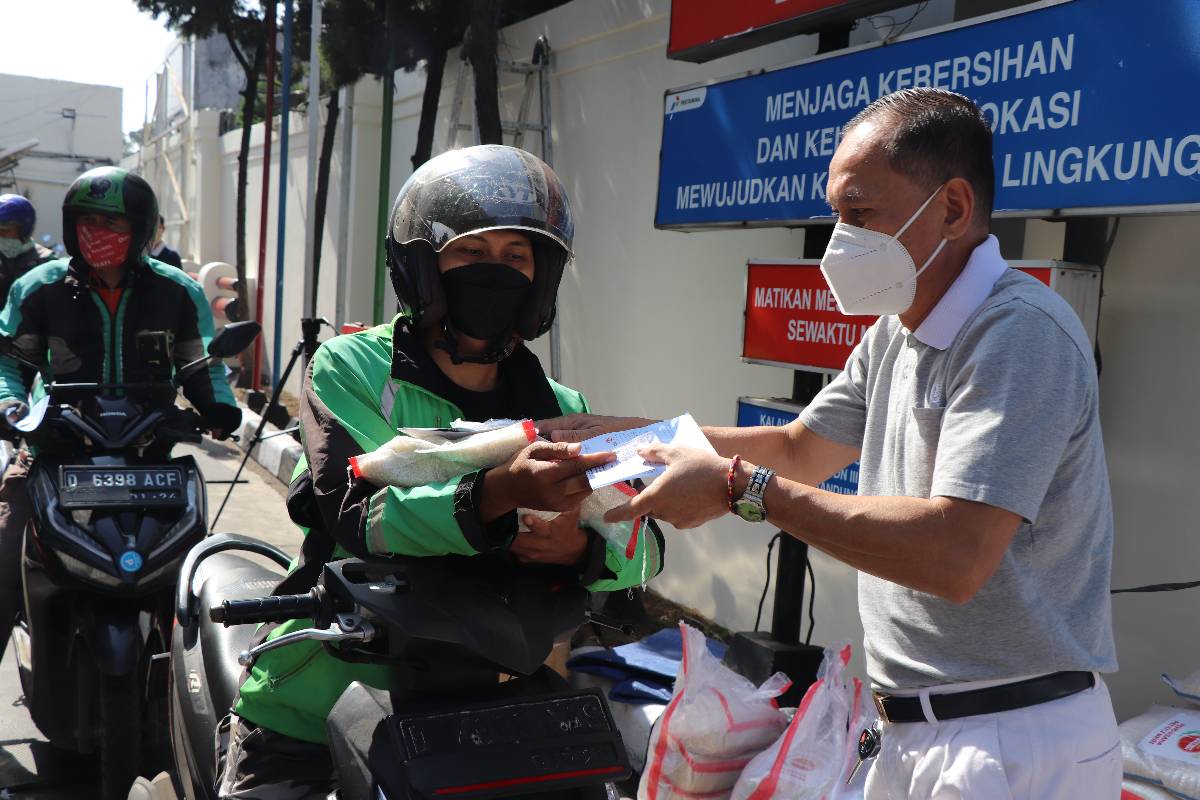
[62,167,158,268]
[386,144,573,340]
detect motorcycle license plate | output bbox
[384,689,630,798]
[58,466,187,509]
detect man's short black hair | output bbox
[846,88,995,220]
[158,214,165,225]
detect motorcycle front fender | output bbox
[87,605,142,677]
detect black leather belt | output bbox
[873,671,1095,724]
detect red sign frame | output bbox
[668,0,913,63]
[743,260,877,372]
[742,260,1078,372]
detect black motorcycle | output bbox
[6,320,260,799]
[171,534,631,800]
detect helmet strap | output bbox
[435,319,516,365]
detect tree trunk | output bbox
[466,0,502,144]
[234,43,265,325]
[411,45,448,170]
[310,88,340,313]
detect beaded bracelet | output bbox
[727,454,742,512]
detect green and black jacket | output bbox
[0,256,236,416]
[234,317,664,743]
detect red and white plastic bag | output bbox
[639,623,791,800]
[731,643,857,800]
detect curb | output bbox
[234,405,303,485]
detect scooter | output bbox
[170,536,631,799]
[6,320,261,800]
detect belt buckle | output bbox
[872,691,891,724]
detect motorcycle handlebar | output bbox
[209,591,322,627]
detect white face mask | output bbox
[819,184,948,316]
[0,237,31,260]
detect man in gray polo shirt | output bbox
[543,88,1120,798]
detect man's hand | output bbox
[605,443,734,529]
[510,509,589,566]
[481,441,614,520]
[0,401,28,430]
[536,413,655,444]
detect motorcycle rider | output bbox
[0,166,242,663]
[217,145,664,798]
[150,214,184,268]
[0,193,55,302]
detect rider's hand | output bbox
[0,401,28,430]
[480,441,614,519]
[200,403,242,441]
[510,509,589,566]
[536,413,655,444]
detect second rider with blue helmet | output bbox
[0,194,54,302]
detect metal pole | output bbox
[334,84,354,327]
[253,3,278,393]
[273,0,294,386]
[302,0,321,320]
[373,0,396,325]
[533,38,562,381]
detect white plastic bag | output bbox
[1120,705,1200,800]
[350,420,537,486]
[828,676,871,800]
[731,644,855,800]
[639,623,790,800]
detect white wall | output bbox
[0,73,122,245]
[1078,216,1200,721]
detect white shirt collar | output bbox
[911,234,1008,350]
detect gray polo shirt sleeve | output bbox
[932,297,1096,523]
[798,335,870,448]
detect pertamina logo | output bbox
[665,87,706,116]
[1179,731,1200,754]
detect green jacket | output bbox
[234,318,663,743]
[0,256,236,416]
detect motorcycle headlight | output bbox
[148,466,206,562]
[53,548,122,588]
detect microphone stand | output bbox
[211,317,329,531]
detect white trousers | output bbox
[864,676,1122,800]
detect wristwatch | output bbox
[732,465,775,523]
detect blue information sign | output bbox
[736,397,859,495]
[657,0,1200,228]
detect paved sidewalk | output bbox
[185,435,302,556]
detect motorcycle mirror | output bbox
[208,321,262,359]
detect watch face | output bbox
[733,498,765,523]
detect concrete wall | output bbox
[0,73,122,245]
[125,1,1198,721]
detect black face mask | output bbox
[440,260,533,344]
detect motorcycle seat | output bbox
[193,553,287,717]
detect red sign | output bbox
[1019,266,1053,286]
[743,260,876,371]
[668,0,911,63]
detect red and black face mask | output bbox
[76,222,132,270]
